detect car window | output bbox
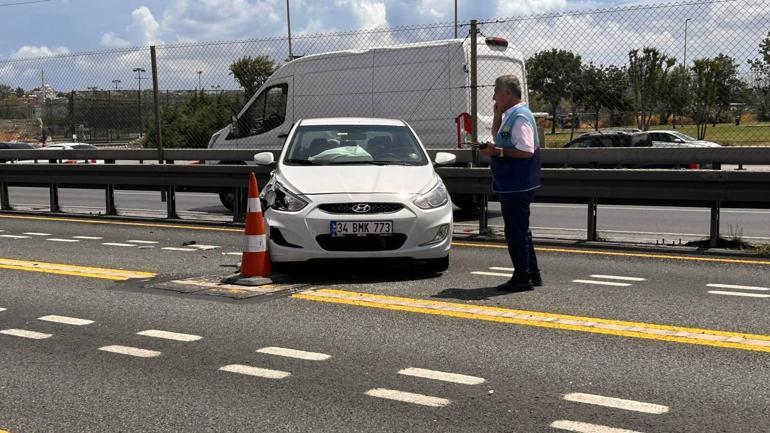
[237,84,288,137]
[671,131,696,142]
[284,125,428,166]
[566,136,590,148]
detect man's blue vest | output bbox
[490,104,541,193]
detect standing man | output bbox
[480,75,542,292]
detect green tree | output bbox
[526,49,582,134]
[580,64,630,131]
[15,87,25,98]
[660,65,691,128]
[711,54,745,125]
[0,84,11,100]
[229,55,277,101]
[748,32,770,120]
[628,47,676,130]
[144,92,241,148]
[690,58,720,139]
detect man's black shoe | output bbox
[496,279,534,292]
[532,272,543,287]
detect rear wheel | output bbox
[423,255,449,273]
[217,160,247,211]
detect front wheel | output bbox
[423,256,449,273]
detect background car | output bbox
[254,117,455,272]
[0,141,36,163]
[647,130,722,147]
[36,143,101,164]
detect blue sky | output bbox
[1,0,625,58]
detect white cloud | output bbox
[416,0,447,19]
[344,0,388,29]
[128,5,163,45]
[99,32,132,48]
[9,45,71,59]
[496,0,568,17]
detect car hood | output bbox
[277,165,436,195]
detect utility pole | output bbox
[196,70,203,92]
[683,18,691,67]
[133,67,146,138]
[286,0,293,60]
[454,0,458,38]
[112,79,121,91]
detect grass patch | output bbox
[542,122,770,148]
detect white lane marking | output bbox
[550,420,643,433]
[136,329,202,342]
[0,235,31,239]
[23,232,52,236]
[531,203,770,214]
[707,283,769,292]
[38,315,94,326]
[708,291,770,298]
[162,247,197,252]
[563,393,669,414]
[0,329,52,339]
[471,271,512,277]
[98,345,161,358]
[73,236,103,240]
[589,275,646,282]
[46,238,80,243]
[102,242,136,247]
[188,244,220,250]
[489,267,515,272]
[364,388,451,407]
[224,252,243,256]
[126,240,159,244]
[0,308,6,312]
[218,364,291,379]
[573,280,632,287]
[398,367,485,385]
[257,346,331,361]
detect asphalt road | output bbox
[7,187,770,245]
[0,214,769,432]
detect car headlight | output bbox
[262,182,308,212]
[413,181,449,209]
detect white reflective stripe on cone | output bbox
[244,234,267,253]
[247,198,261,213]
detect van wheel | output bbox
[424,256,449,273]
[219,192,247,213]
[451,193,480,218]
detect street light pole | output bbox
[286,0,293,60]
[133,67,146,138]
[454,0,458,39]
[112,79,121,91]
[683,18,691,67]
[196,70,203,92]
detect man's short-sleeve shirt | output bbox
[500,102,535,153]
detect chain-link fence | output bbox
[0,0,768,148]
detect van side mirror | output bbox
[254,152,275,166]
[231,115,241,138]
[434,152,456,166]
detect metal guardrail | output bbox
[1,147,770,247]
[2,146,770,165]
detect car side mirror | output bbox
[674,138,685,143]
[434,152,456,166]
[254,152,275,166]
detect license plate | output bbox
[330,221,393,237]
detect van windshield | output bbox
[284,125,429,166]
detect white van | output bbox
[208,37,528,152]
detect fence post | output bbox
[709,200,721,248]
[166,184,178,219]
[587,197,598,241]
[0,181,11,210]
[151,46,163,163]
[468,19,488,233]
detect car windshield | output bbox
[671,131,696,141]
[284,124,428,166]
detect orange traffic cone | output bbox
[240,173,271,277]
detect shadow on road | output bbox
[273,259,442,285]
[431,287,514,301]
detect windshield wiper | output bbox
[325,160,389,165]
[284,159,322,165]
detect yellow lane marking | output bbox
[0,214,242,233]
[0,258,156,281]
[454,241,770,266]
[292,289,770,353]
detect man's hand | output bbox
[479,143,498,157]
[493,102,503,118]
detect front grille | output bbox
[316,234,407,251]
[318,203,404,214]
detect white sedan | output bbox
[254,118,454,271]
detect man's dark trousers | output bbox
[499,190,539,282]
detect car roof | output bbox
[299,117,406,127]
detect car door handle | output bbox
[277,132,289,138]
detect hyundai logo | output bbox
[351,203,371,213]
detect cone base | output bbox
[220,273,289,287]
